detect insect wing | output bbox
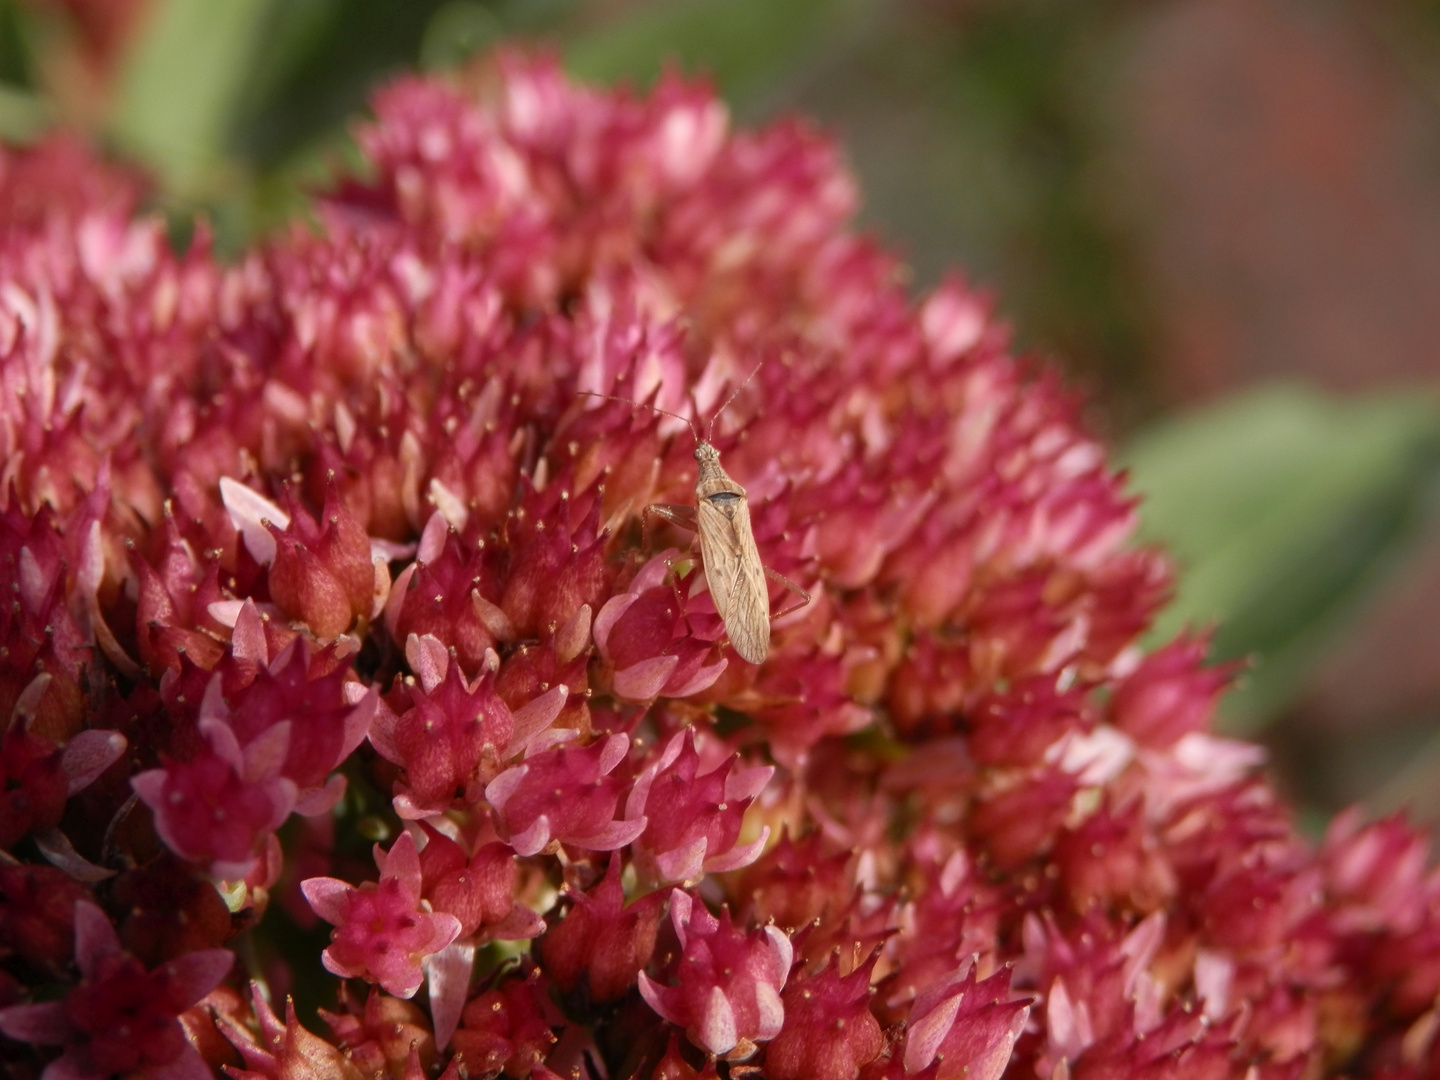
[698,495,770,664]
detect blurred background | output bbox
[3,0,1440,831]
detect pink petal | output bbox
[662,655,727,698]
[576,815,648,853]
[625,762,658,820]
[367,694,404,764]
[637,972,676,1024]
[240,720,293,781]
[504,684,569,758]
[73,901,121,973]
[371,537,417,563]
[220,477,289,567]
[725,763,774,803]
[163,947,235,1008]
[416,510,450,564]
[294,773,348,816]
[76,521,104,599]
[43,1049,102,1080]
[198,717,244,771]
[340,687,377,759]
[554,602,592,664]
[9,672,51,728]
[596,733,631,773]
[406,633,450,692]
[230,599,268,661]
[612,655,679,702]
[61,730,127,794]
[0,1001,74,1044]
[129,769,168,816]
[32,828,116,882]
[754,979,785,1041]
[146,1043,216,1080]
[654,838,708,884]
[383,562,419,638]
[508,814,552,857]
[491,905,546,942]
[483,764,528,813]
[380,831,424,898]
[702,828,769,875]
[668,889,697,945]
[424,912,464,957]
[633,550,680,592]
[905,981,965,1074]
[473,591,518,642]
[763,926,794,984]
[698,986,739,1055]
[430,478,469,532]
[427,940,476,1050]
[592,593,638,662]
[300,876,355,925]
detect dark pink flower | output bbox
[1110,633,1235,747]
[449,966,558,1078]
[0,863,94,978]
[317,986,443,1079]
[131,635,374,878]
[625,728,772,885]
[109,853,237,968]
[0,901,231,1080]
[0,504,93,739]
[638,888,793,1058]
[414,822,543,944]
[384,514,506,674]
[900,964,1030,1080]
[220,984,370,1080]
[302,831,462,998]
[372,637,520,816]
[538,854,664,1005]
[593,551,729,702]
[264,478,379,641]
[764,952,884,1080]
[484,732,646,856]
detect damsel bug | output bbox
[580,372,810,664]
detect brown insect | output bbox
[580,374,810,664]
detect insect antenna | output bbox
[577,390,699,442]
[705,360,766,443]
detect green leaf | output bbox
[111,0,277,196]
[560,0,878,108]
[1121,384,1440,733]
[0,82,44,142]
[229,0,456,171]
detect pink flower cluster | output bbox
[2,53,1439,1080]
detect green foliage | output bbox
[559,0,875,107]
[111,0,272,195]
[1124,385,1440,733]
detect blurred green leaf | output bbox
[0,82,43,141]
[420,2,505,72]
[560,0,877,108]
[230,0,458,171]
[111,0,277,195]
[1122,384,1440,733]
[0,0,34,88]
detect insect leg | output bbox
[764,566,812,620]
[642,502,697,551]
[644,503,698,531]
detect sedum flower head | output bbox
[1,49,1437,1080]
